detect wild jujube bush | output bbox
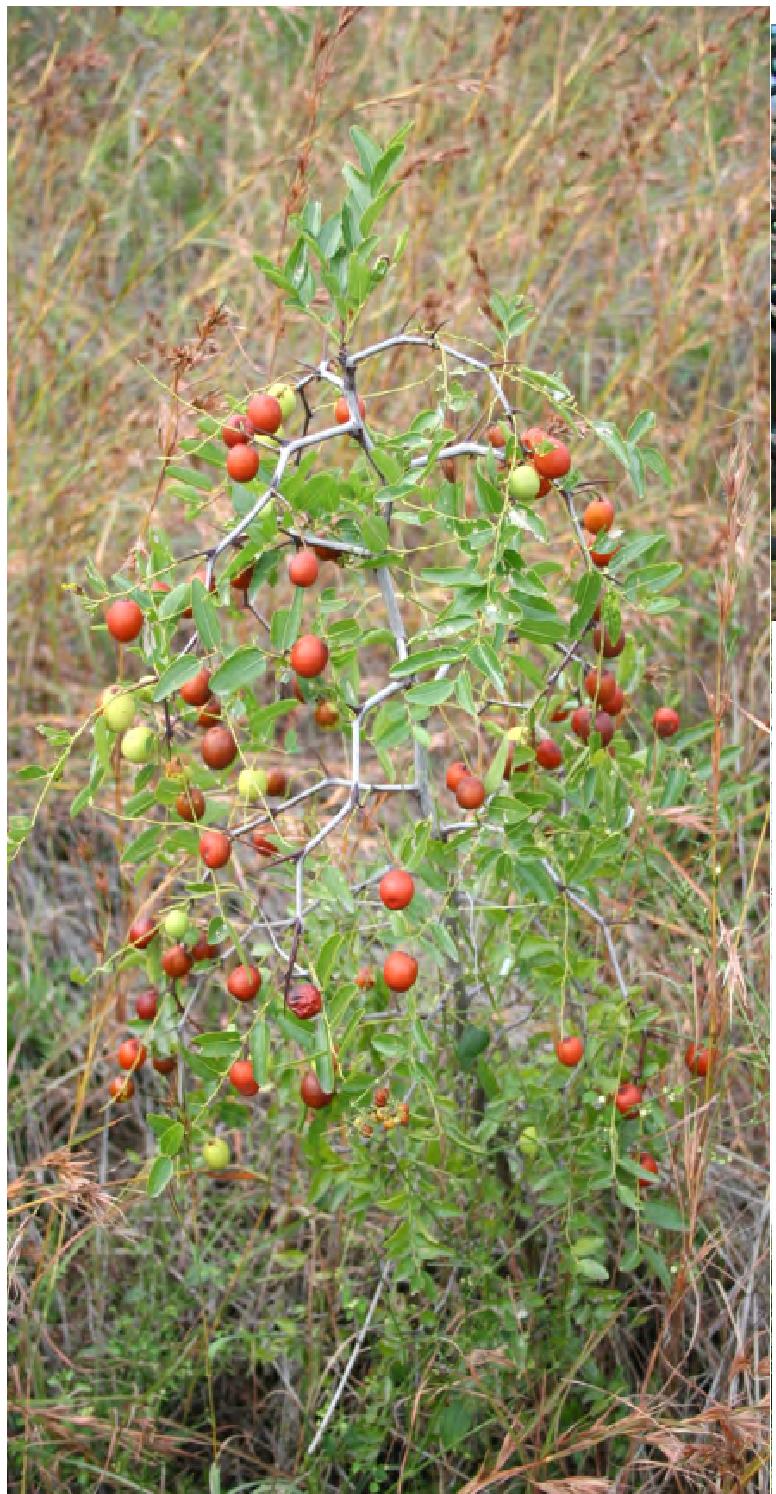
[20,125,705,1285]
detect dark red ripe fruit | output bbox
[180,667,212,707]
[446,761,469,793]
[246,392,282,434]
[653,706,680,739]
[374,1085,390,1108]
[485,424,506,448]
[162,944,193,980]
[128,914,158,950]
[227,965,261,1002]
[455,774,486,810]
[685,1044,714,1078]
[288,983,322,1020]
[226,443,260,483]
[199,829,231,870]
[135,988,158,1022]
[614,1083,642,1117]
[108,1075,135,1102]
[535,738,562,771]
[230,561,254,591]
[637,1152,659,1188]
[334,394,365,424]
[300,1070,334,1109]
[118,1038,147,1072]
[593,624,625,659]
[555,1035,584,1067]
[201,725,237,770]
[610,686,625,716]
[153,1055,177,1075]
[252,831,278,858]
[222,414,254,447]
[290,635,328,679]
[197,697,222,729]
[379,869,415,911]
[288,549,319,588]
[356,966,375,989]
[550,706,570,723]
[314,701,339,729]
[571,707,592,742]
[383,950,418,992]
[105,599,144,643]
[175,786,206,822]
[592,711,615,746]
[229,1059,259,1096]
[191,933,221,962]
[588,533,620,568]
[312,543,341,563]
[440,456,456,481]
[583,497,615,534]
[584,669,618,712]
[266,768,287,797]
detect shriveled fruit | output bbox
[334,394,365,423]
[314,701,339,729]
[614,1082,642,1117]
[455,774,486,810]
[445,761,469,793]
[229,1059,259,1096]
[535,738,562,771]
[176,786,206,822]
[288,549,319,588]
[252,831,278,858]
[162,944,193,980]
[105,598,144,643]
[108,1075,135,1102]
[383,950,418,992]
[246,392,282,434]
[201,725,237,770]
[180,667,212,707]
[653,706,680,738]
[440,456,456,481]
[290,635,328,679]
[118,1038,147,1072]
[227,965,261,1002]
[135,988,158,1021]
[128,914,158,950]
[398,1102,409,1126]
[374,1085,390,1107]
[300,1070,334,1109]
[555,1035,584,1067]
[379,869,415,911]
[593,624,625,659]
[288,983,322,1020]
[583,497,615,534]
[226,443,260,483]
[199,829,231,870]
[356,966,375,990]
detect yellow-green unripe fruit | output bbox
[267,382,296,421]
[518,1126,539,1160]
[238,768,268,802]
[121,726,156,765]
[508,465,542,502]
[202,1138,230,1170]
[101,686,136,734]
[163,908,189,940]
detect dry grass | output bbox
[7,8,769,1491]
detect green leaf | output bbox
[484,735,510,793]
[166,465,213,492]
[349,124,382,178]
[271,586,303,654]
[251,1018,269,1086]
[404,679,455,709]
[641,1199,688,1233]
[208,647,266,696]
[159,1121,184,1157]
[147,1155,174,1198]
[455,1025,489,1071]
[70,761,105,818]
[192,1031,243,1059]
[152,655,202,702]
[192,580,221,652]
[627,410,656,444]
[315,933,343,986]
[589,418,631,471]
[569,569,602,638]
[389,646,463,680]
[574,1257,609,1282]
[357,512,390,553]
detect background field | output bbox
[8,8,770,1492]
